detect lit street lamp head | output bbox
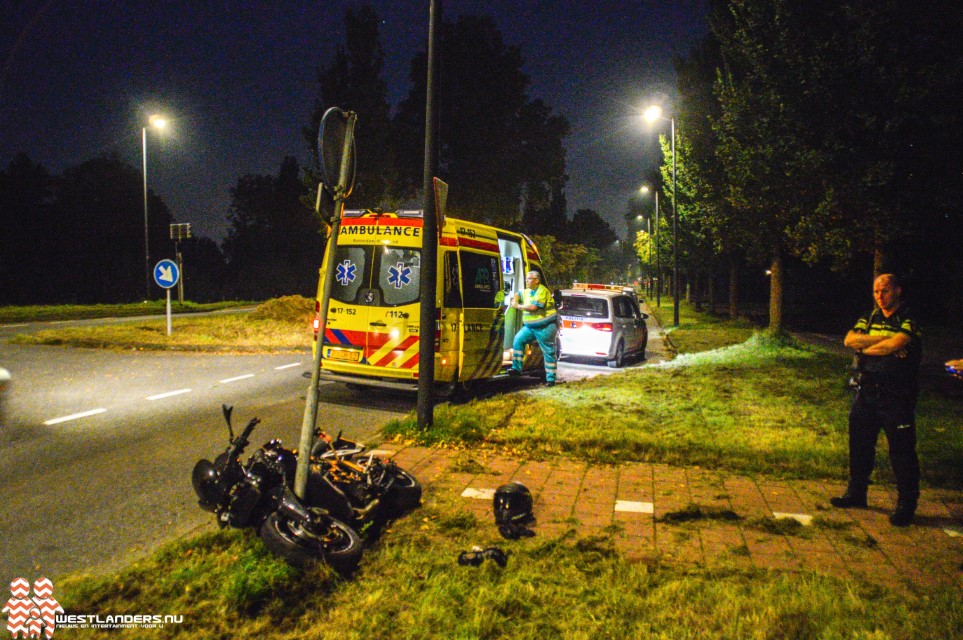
[148,114,167,129]
[643,105,663,123]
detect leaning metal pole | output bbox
[416,0,441,429]
[294,112,357,499]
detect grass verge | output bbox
[0,300,254,324]
[384,329,963,488]
[57,490,963,639]
[6,296,314,353]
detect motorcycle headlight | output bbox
[192,459,225,512]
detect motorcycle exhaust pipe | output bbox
[351,497,381,521]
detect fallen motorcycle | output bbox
[303,448,423,528]
[191,405,363,571]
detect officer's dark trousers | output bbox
[847,385,920,502]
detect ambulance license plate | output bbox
[326,348,361,362]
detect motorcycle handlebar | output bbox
[228,417,261,459]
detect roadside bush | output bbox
[249,295,314,323]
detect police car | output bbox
[557,284,648,368]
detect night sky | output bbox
[1,1,708,242]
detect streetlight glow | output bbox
[148,115,167,129]
[643,105,663,123]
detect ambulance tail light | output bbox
[434,309,442,352]
[312,301,321,341]
[593,322,613,332]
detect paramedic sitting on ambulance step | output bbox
[509,271,559,386]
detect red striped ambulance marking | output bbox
[372,335,419,367]
[458,237,499,253]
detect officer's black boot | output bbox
[889,498,917,527]
[830,488,867,509]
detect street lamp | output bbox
[639,185,660,307]
[142,114,167,300]
[643,104,678,327]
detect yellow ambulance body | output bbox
[311,209,547,392]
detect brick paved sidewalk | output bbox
[382,444,963,592]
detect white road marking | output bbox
[44,408,107,425]
[615,500,654,514]
[461,487,496,500]
[219,374,255,384]
[274,362,302,370]
[773,512,813,526]
[146,389,192,401]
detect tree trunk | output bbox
[873,233,885,278]
[728,258,739,320]
[707,270,717,315]
[693,271,703,311]
[768,247,784,333]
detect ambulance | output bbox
[311,209,549,393]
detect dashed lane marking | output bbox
[146,389,192,401]
[274,362,302,370]
[44,408,107,425]
[219,374,255,384]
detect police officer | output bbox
[508,270,558,386]
[831,273,922,526]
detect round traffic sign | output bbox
[153,259,180,289]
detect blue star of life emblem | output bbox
[387,262,412,289]
[336,260,356,286]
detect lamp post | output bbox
[142,114,167,300]
[643,105,678,326]
[639,185,660,307]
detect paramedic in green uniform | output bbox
[509,271,558,386]
[830,273,922,526]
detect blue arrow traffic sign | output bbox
[153,259,180,289]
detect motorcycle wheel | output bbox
[384,469,422,515]
[259,510,362,572]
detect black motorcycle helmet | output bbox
[493,482,535,535]
[191,459,225,512]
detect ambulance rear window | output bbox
[331,246,367,303]
[377,247,421,306]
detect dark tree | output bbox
[304,3,398,215]
[180,236,227,302]
[222,157,323,300]
[565,208,616,251]
[50,153,174,303]
[393,15,570,228]
[0,154,55,304]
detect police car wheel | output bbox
[607,341,625,369]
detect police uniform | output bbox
[846,304,922,509]
[511,284,558,383]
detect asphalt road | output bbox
[0,308,666,581]
[0,323,414,580]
